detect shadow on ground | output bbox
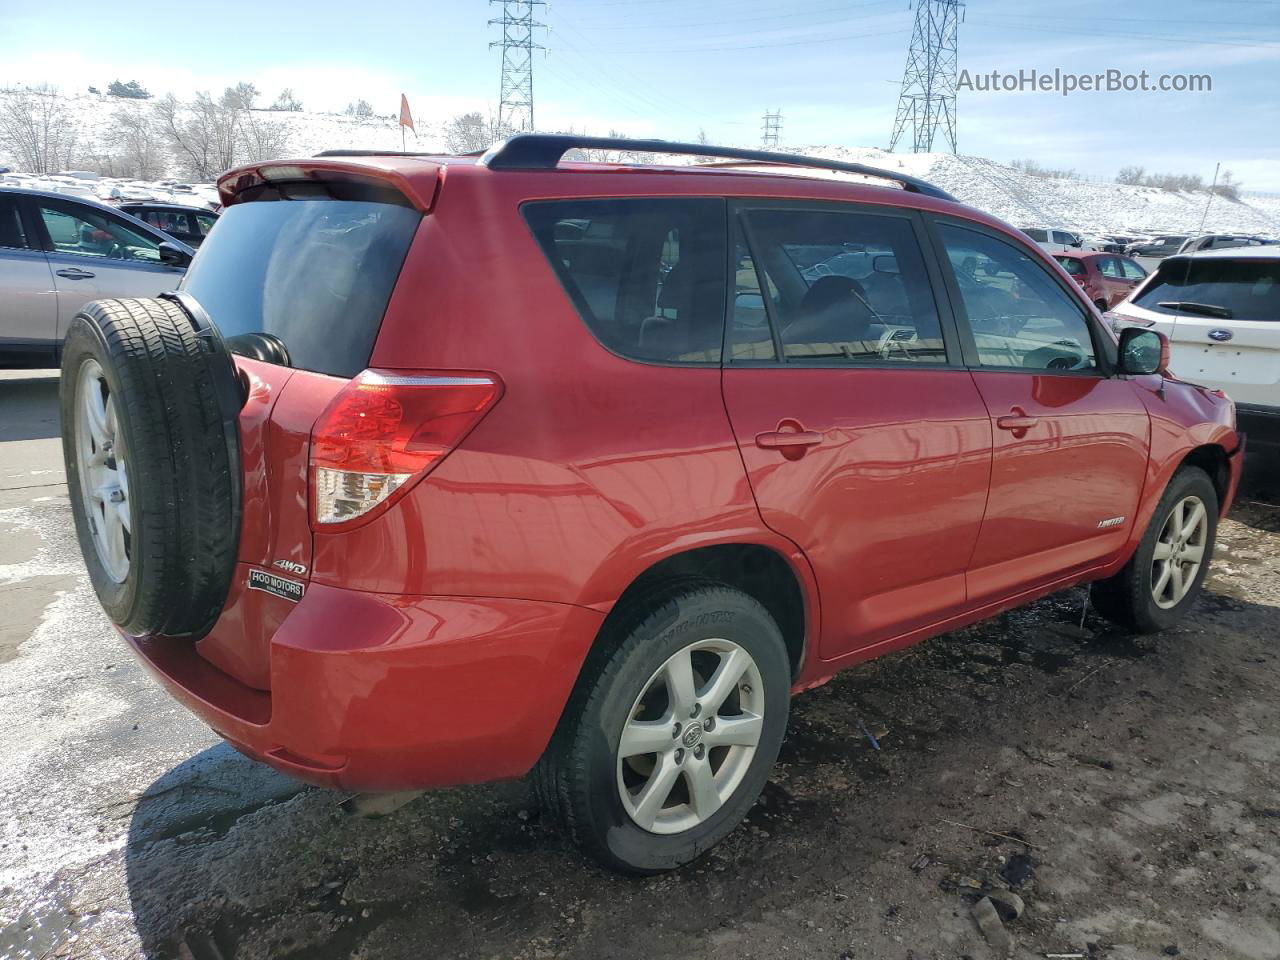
[118,576,1280,960]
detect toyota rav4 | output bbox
[60,136,1243,873]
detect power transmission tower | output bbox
[888,0,964,154]
[761,110,782,148]
[489,0,546,134]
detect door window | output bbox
[522,198,726,363]
[939,223,1098,372]
[0,197,29,249]
[139,209,193,236]
[1052,231,1076,247]
[739,207,947,363]
[195,213,218,235]
[729,226,778,361]
[1096,256,1124,279]
[1119,258,1147,281]
[38,201,162,262]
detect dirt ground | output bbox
[1,369,1278,960]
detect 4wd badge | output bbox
[248,568,305,603]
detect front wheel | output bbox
[1091,465,1219,633]
[536,583,791,873]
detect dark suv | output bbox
[60,136,1241,873]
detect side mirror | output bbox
[1118,327,1170,376]
[158,241,191,267]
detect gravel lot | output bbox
[1,369,1278,960]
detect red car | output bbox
[59,136,1242,874]
[1054,251,1149,311]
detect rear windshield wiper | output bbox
[1156,301,1234,319]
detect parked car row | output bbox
[0,187,195,366]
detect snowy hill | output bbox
[797,145,1280,237]
[5,92,1277,236]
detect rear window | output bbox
[181,197,421,377]
[522,198,727,364]
[1055,256,1085,276]
[1133,258,1280,322]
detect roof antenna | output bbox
[1172,162,1221,343]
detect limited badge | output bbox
[247,568,305,603]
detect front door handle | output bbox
[56,268,95,279]
[756,419,824,460]
[996,407,1040,434]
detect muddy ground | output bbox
[1,369,1278,960]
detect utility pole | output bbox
[761,109,782,148]
[489,0,546,134]
[888,0,964,154]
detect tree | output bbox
[108,103,164,179]
[0,85,80,174]
[1116,165,1145,185]
[107,79,152,100]
[271,88,303,112]
[696,128,709,145]
[239,108,292,163]
[344,99,374,118]
[444,111,509,153]
[1212,169,1242,202]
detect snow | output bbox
[4,92,1278,236]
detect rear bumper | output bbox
[122,584,602,791]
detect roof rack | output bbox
[477,134,956,201]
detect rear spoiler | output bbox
[216,159,440,212]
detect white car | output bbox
[1110,246,1280,464]
[1020,226,1094,255]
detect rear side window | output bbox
[1133,259,1280,322]
[0,196,28,249]
[740,207,947,364]
[181,198,421,377]
[522,198,727,364]
[1023,228,1048,242]
[1055,256,1085,277]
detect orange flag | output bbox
[399,94,414,132]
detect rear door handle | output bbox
[996,407,1040,433]
[55,268,95,279]
[755,419,824,459]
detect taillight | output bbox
[309,369,502,529]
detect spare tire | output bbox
[59,296,243,639]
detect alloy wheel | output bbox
[616,639,765,835]
[1151,494,1207,609]
[74,359,132,583]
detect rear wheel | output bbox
[536,583,791,873]
[1091,466,1219,632]
[60,297,242,638]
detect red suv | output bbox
[59,136,1243,873]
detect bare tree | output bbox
[1116,165,1146,185]
[0,85,81,174]
[444,111,509,153]
[345,99,374,119]
[271,88,303,112]
[108,102,164,179]
[239,110,292,163]
[1212,169,1242,202]
[154,91,238,180]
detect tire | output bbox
[535,582,791,874]
[1091,466,1219,633]
[59,297,242,639]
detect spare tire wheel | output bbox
[59,295,244,639]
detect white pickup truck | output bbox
[1110,246,1280,468]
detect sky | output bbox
[1,0,1279,188]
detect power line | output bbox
[489,0,547,132]
[889,0,964,154]
[572,0,900,31]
